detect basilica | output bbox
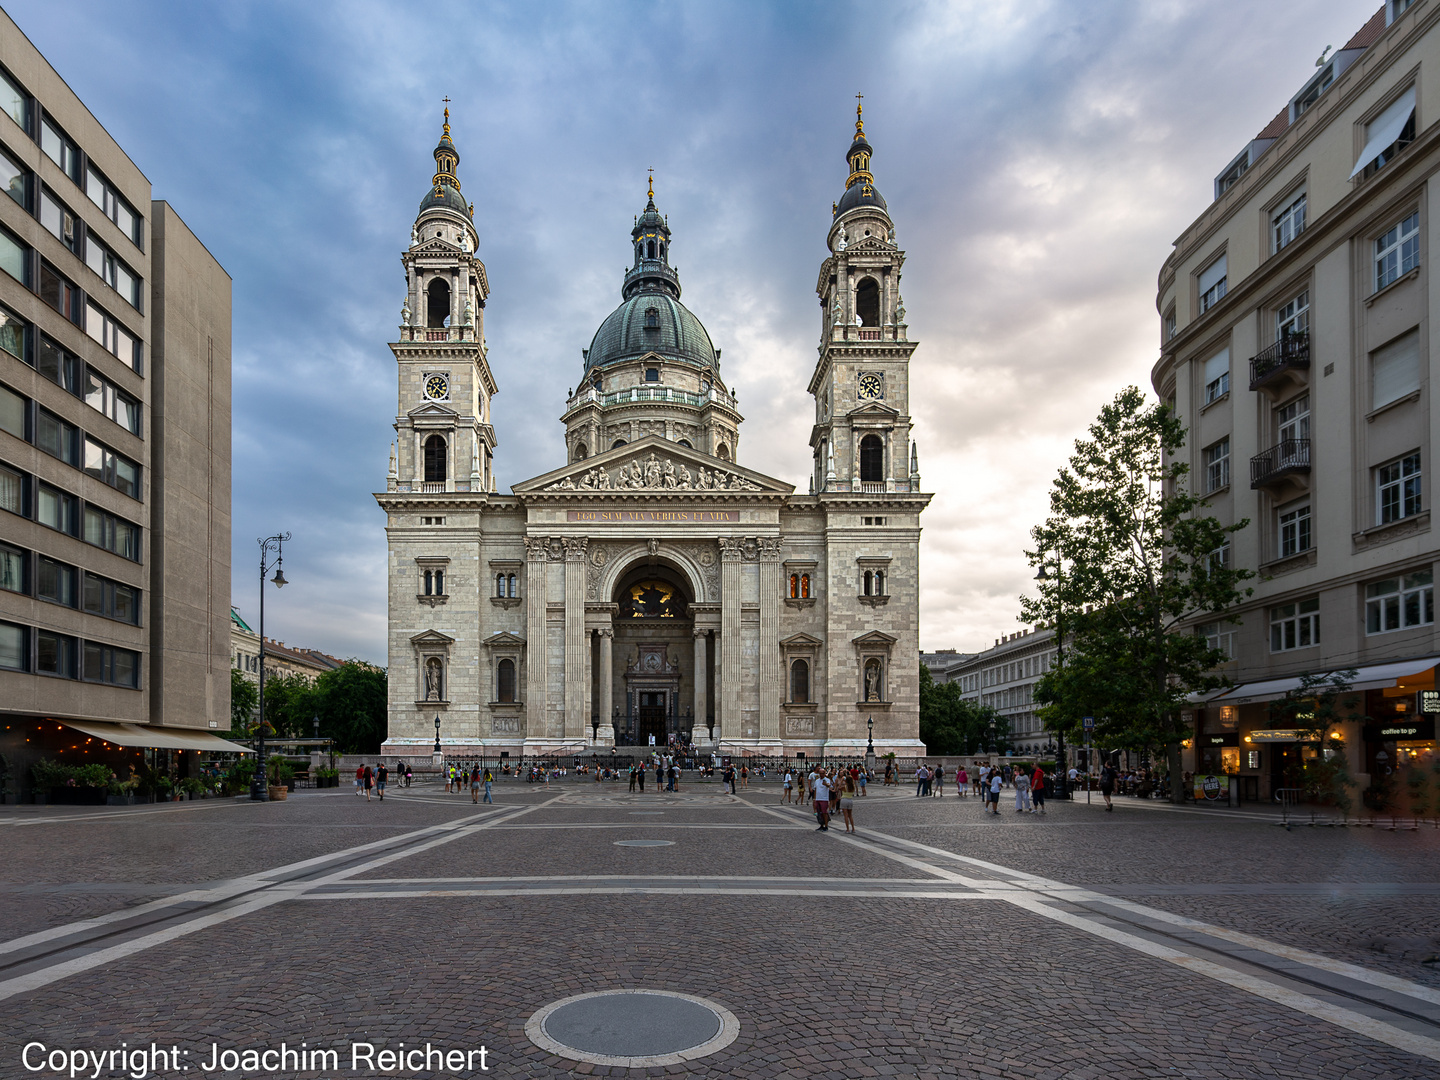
[377,104,930,757]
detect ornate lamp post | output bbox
[433,713,442,765]
[252,533,290,801]
[866,716,876,773]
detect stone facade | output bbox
[377,107,929,757]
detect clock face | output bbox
[858,373,883,399]
[424,374,449,400]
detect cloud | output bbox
[10,0,1379,660]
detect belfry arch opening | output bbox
[859,434,884,482]
[426,278,452,327]
[856,277,880,327]
[423,434,447,483]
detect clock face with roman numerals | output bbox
[858,372,883,399]
[424,374,449,400]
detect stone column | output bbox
[563,538,588,744]
[599,627,615,745]
[718,538,744,746]
[523,537,548,740]
[692,628,708,743]
[758,537,783,745]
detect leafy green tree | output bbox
[1020,386,1253,797]
[255,671,316,738]
[230,668,257,732]
[310,661,388,754]
[919,664,1009,755]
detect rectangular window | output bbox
[36,555,76,607]
[0,307,25,361]
[1276,290,1310,337]
[1198,255,1227,313]
[1366,569,1434,634]
[1196,621,1235,660]
[0,69,28,132]
[1164,310,1177,340]
[83,369,140,434]
[1215,150,1249,198]
[85,302,140,370]
[1273,193,1306,252]
[1270,597,1320,651]
[83,436,140,499]
[1278,503,1311,558]
[1277,395,1310,443]
[1203,349,1230,404]
[40,117,78,180]
[1371,329,1420,410]
[37,483,77,534]
[82,642,139,687]
[39,262,76,320]
[84,505,140,560]
[39,188,79,254]
[38,337,80,395]
[1377,452,1422,525]
[1354,87,1417,179]
[0,381,23,439]
[36,409,78,465]
[0,541,24,593]
[1293,65,1335,119]
[86,166,142,248]
[0,145,26,210]
[1376,212,1420,291]
[84,235,141,309]
[0,461,21,515]
[1208,539,1231,572]
[36,628,76,677]
[0,621,26,671]
[1204,438,1231,492]
[0,226,26,285]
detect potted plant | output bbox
[267,755,295,801]
[178,777,205,800]
[30,759,78,805]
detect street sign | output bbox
[1082,716,1095,731]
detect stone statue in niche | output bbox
[864,660,881,703]
[425,657,443,701]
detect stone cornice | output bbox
[375,492,489,512]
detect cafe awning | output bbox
[59,720,252,753]
[1207,656,1440,706]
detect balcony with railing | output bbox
[563,383,739,413]
[1248,331,1310,391]
[399,325,476,344]
[1250,438,1310,488]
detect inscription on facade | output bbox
[566,509,740,524]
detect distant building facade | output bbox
[924,629,1057,755]
[230,606,342,687]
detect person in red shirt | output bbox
[1030,764,1047,815]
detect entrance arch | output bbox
[607,559,696,746]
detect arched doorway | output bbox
[608,561,695,746]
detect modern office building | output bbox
[0,9,234,793]
[1154,1,1438,799]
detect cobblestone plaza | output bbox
[2,781,1439,1078]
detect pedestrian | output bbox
[813,769,832,831]
[637,762,646,792]
[354,764,364,796]
[1100,760,1117,812]
[839,771,857,833]
[987,768,1002,815]
[934,763,944,797]
[628,763,638,793]
[782,769,794,804]
[858,767,868,797]
[377,762,388,801]
[741,765,749,790]
[1013,766,1030,813]
[483,766,494,804]
[469,765,480,804]
[362,764,373,802]
[1030,763,1046,815]
[956,766,967,798]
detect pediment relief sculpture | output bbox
[544,451,760,492]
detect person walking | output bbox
[857,767,868,797]
[354,764,364,796]
[483,766,494,804]
[839,771,858,834]
[469,765,481,804]
[404,762,413,788]
[1030,763,1046,815]
[987,768,1003,815]
[1100,760,1117,812]
[933,763,944,797]
[956,766,968,798]
[628,763,638,793]
[782,769,794,804]
[1013,767,1030,813]
[813,769,832,831]
[637,762,645,793]
[362,764,373,802]
[376,762,388,801]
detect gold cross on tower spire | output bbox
[855,91,864,135]
[648,167,654,201]
[442,96,451,135]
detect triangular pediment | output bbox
[846,401,900,420]
[408,401,458,420]
[780,632,824,648]
[852,630,898,646]
[483,631,526,647]
[413,236,461,256]
[411,629,456,645]
[513,435,794,496]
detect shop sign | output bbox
[1192,773,1226,801]
[1421,690,1440,715]
[1362,718,1436,742]
[1201,733,1239,747]
[1248,729,1304,742]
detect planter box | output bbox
[268,786,288,801]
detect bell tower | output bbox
[388,109,498,495]
[808,98,920,495]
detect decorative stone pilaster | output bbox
[717,537,745,746]
[598,627,615,745]
[757,537,783,744]
[563,537,588,742]
[523,536,549,737]
[692,627,708,743]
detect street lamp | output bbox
[433,713,442,762]
[865,716,876,772]
[252,532,291,801]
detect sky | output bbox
[11,0,1381,664]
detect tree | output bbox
[230,668,257,733]
[310,661,388,754]
[919,664,1009,756]
[255,671,316,739]
[1020,386,1253,796]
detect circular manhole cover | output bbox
[527,989,739,1067]
[614,839,673,847]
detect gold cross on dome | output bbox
[648,167,654,200]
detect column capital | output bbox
[523,536,549,562]
[692,627,710,639]
[596,627,614,639]
[718,537,745,561]
[564,536,590,561]
[757,536,784,560]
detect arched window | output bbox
[874,570,884,595]
[646,240,656,259]
[434,569,444,594]
[859,434,884,482]
[801,573,811,598]
[423,570,433,595]
[507,573,517,598]
[716,443,730,461]
[863,570,873,596]
[789,573,800,599]
[497,658,516,703]
[644,307,659,328]
[424,435,447,483]
[645,368,660,382]
[574,443,588,461]
[677,439,692,449]
[496,573,506,597]
[426,278,451,328]
[856,277,880,327]
[790,658,810,704]
[611,439,627,450]
[659,242,666,259]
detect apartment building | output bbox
[1154,1,1438,799]
[923,628,1057,754]
[230,606,343,687]
[0,10,233,788]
